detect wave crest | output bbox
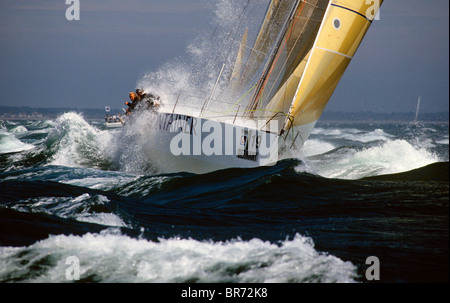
[0,230,357,283]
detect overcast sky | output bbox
[0,0,448,113]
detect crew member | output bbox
[125,88,162,114]
[136,89,147,100]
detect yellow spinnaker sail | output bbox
[285,0,383,128]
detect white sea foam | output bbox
[303,139,441,180]
[47,112,113,168]
[311,127,393,143]
[436,137,449,145]
[0,231,358,283]
[301,139,336,157]
[0,130,34,154]
[12,194,128,228]
[312,127,360,136]
[62,174,137,191]
[10,125,28,134]
[76,213,129,228]
[105,110,160,175]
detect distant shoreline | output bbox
[1,106,448,124]
[2,116,448,125]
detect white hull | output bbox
[105,122,123,128]
[135,111,316,174]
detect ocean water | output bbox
[0,113,448,284]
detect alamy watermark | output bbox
[65,256,80,281]
[366,0,381,21]
[65,1,380,22]
[164,114,279,163]
[66,0,80,21]
[365,256,381,281]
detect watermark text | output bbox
[365,256,380,281]
[65,256,80,281]
[366,0,381,21]
[65,0,80,21]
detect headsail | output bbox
[283,0,384,130]
[238,0,382,135]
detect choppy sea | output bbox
[0,112,448,285]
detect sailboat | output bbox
[414,95,421,123]
[137,0,384,174]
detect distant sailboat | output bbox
[414,95,421,123]
[137,0,384,174]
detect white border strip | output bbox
[314,46,353,59]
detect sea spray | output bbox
[136,1,269,115]
[105,109,160,175]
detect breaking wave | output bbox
[302,139,441,180]
[301,123,445,180]
[0,230,357,283]
[0,125,34,154]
